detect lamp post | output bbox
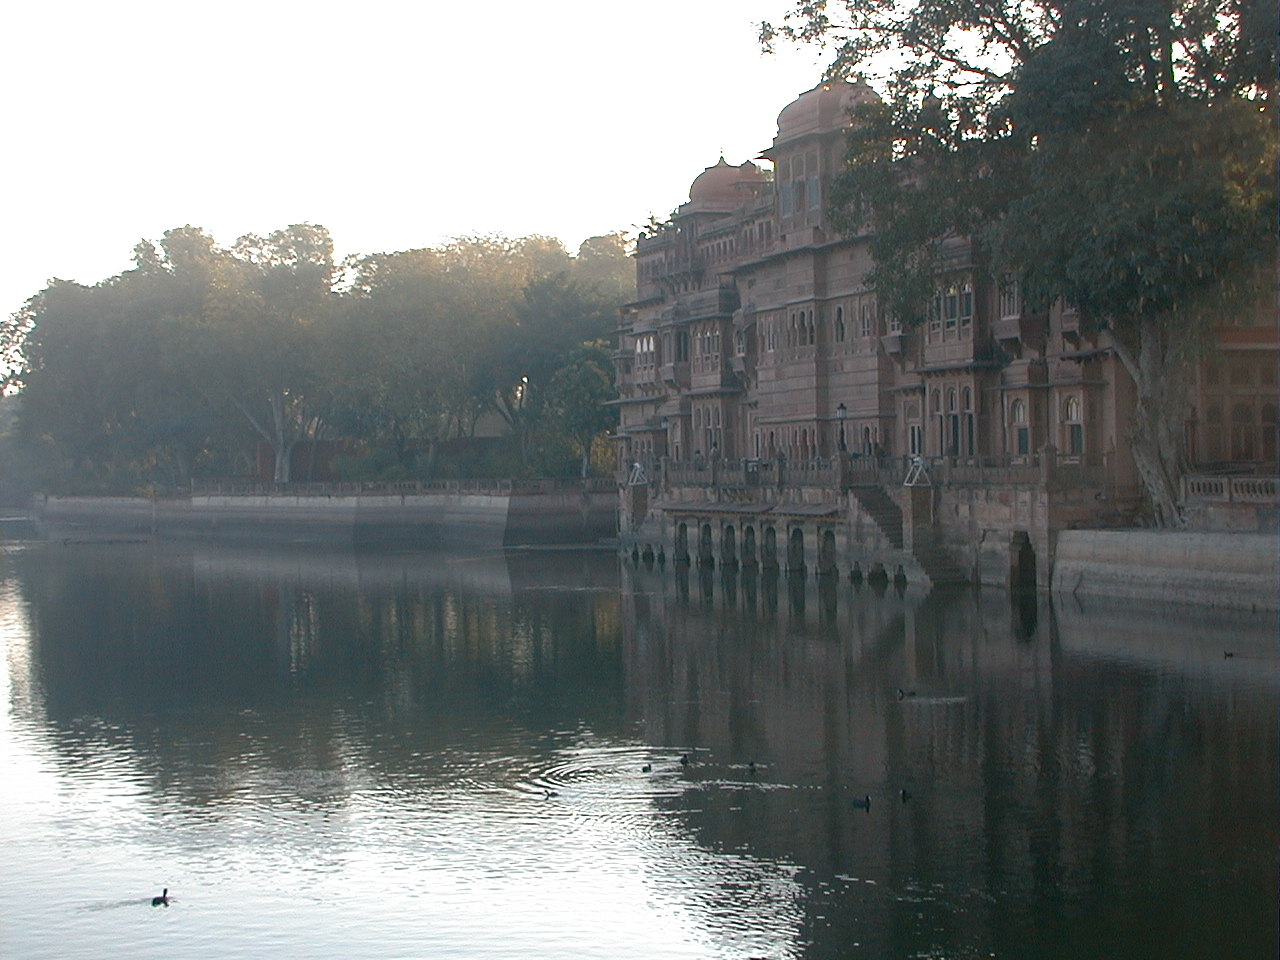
[837,403,847,453]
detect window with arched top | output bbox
[1063,396,1083,454]
[947,389,958,412]
[1010,398,1030,455]
[931,390,941,414]
[962,387,972,412]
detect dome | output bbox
[688,158,764,203]
[775,79,879,144]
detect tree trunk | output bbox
[269,393,294,484]
[1111,313,1188,528]
[270,435,295,484]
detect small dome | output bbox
[775,80,878,144]
[688,158,764,203]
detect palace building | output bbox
[613,80,1277,588]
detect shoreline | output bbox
[14,494,1277,611]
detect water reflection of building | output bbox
[613,80,1278,590]
[619,565,1278,957]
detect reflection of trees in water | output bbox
[9,544,625,808]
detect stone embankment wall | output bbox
[1052,530,1278,611]
[31,488,618,549]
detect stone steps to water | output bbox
[851,485,968,586]
[850,485,904,549]
[911,543,969,585]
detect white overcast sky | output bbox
[2,0,830,319]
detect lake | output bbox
[1,540,1275,959]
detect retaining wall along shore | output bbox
[1052,530,1278,611]
[30,487,618,549]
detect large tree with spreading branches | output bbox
[763,0,1276,524]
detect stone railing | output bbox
[191,477,615,498]
[649,449,1116,492]
[1182,474,1279,504]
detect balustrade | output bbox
[190,476,616,498]
[651,451,1121,492]
[1182,474,1279,504]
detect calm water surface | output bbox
[1,540,1275,960]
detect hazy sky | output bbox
[3,0,829,319]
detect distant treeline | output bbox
[0,224,630,498]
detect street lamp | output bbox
[836,403,847,452]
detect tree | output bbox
[763,0,1276,525]
[336,247,461,473]
[545,341,617,478]
[224,224,339,484]
[8,248,228,491]
[2,225,626,488]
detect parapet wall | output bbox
[30,488,618,548]
[1052,530,1278,611]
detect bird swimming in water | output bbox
[900,789,913,803]
[1224,651,1235,658]
[151,889,170,907]
[852,795,871,811]
[897,688,917,700]
[680,753,690,767]
[748,761,757,775]
[641,763,652,773]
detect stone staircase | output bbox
[908,528,970,585]
[850,485,968,586]
[850,484,904,549]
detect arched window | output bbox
[835,306,845,343]
[1010,398,1029,455]
[947,389,958,412]
[931,389,941,414]
[1063,396,1083,454]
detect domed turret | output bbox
[774,80,878,144]
[688,158,764,203]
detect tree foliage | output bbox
[764,0,1277,524]
[546,340,618,478]
[2,227,631,492]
